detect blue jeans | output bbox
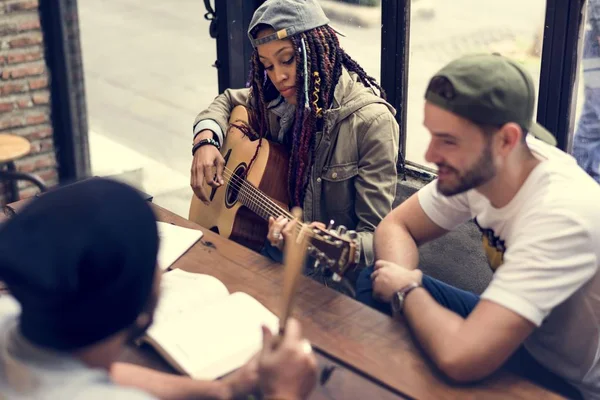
[356,268,479,318]
[355,267,582,399]
[260,240,284,263]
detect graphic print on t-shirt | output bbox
[474,218,505,271]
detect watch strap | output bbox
[192,138,221,156]
[392,282,421,315]
[193,129,220,144]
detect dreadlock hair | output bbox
[243,25,386,207]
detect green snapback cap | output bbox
[424,53,557,146]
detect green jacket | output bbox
[193,68,399,267]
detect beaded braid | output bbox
[286,35,310,205]
[243,25,384,207]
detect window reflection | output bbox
[319,0,382,81]
[80,0,216,216]
[571,1,600,183]
[406,0,547,168]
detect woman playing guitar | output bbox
[190,0,399,288]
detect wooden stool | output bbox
[0,134,47,203]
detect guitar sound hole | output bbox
[225,163,247,208]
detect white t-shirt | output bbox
[0,296,156,400]
[418,137,600,399]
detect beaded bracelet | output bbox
[192,138,220,156]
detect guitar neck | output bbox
[233,174,357,275]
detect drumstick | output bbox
[279,207,310,335]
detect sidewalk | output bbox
[319,0,380,28]
[319,0,435,28]
[89,130,191,217]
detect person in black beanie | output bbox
[0,178,317,399]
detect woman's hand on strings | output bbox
[190,129,225,205]
[268,216,292,250]
[268,216,327,250]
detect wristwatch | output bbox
[390,282,421,315]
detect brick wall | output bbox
[0,0,57,204]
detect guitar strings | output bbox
[219,168,297,224]
[220,170,318,242]
[210,168,349,268]
[217,167,321,237]
[222,168,291,218]
[218,168,289,218]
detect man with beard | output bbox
[0,178,317,399]
[355,54,600,399]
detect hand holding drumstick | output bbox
[257,207,318,399]
[279,207,310,334]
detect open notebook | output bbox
[156,222,203,271]
[140,269,279,380]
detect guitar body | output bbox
[189,107,290,251]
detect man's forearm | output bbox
[402,290,508,383]
[373,220,419,269]
[402,289,534,383]
[402,289,464,371]
[111,363,231,400]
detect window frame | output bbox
[40,0,91,182]
[536,0,586,152]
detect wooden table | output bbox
[1,200,563,399]
[118,205,560,400]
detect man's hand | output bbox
[258,318,318,400]
[371,260,423,302]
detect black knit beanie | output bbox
[0,178,159,351]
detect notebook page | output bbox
[148,291,279,380]
[156,222,203,271]
[149,269,229,330]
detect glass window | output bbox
[570,1,600,183]
[406,0,547,169]
[80,0,217,216]
[319,0,382,81]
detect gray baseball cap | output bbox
[425,53,557,146]
[248,0,344,47]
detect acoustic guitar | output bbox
[189,107,358,278]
